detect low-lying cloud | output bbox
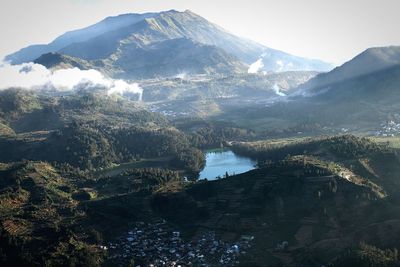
[0,62,143,100]
[107,80,143,101]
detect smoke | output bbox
[276,60,294,72]
[276,60,284,72]
[0,62,143,100]
[248,58,264,74]
[175,72,188,79]
[273,83,286,96]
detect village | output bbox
[375,120,400,137]
[105,220,253,266]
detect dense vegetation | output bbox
[0,162,104,266]
[151,152,400,266]
[175,119,255,148]
[0,162,191,266]
[329,243,400,267]
[231,135,386,161]
[0,90,205,173]
[3,88,400,266]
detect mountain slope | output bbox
[35,39,247,79]
[299,46,400,91]
[112,38,247,78]
[6,10,331,73]
[266,63,400,130]
[256,49,333,72]
[220,59,400,134]
[34,52,96,70]
[310,63,400,103]
[4,12,158,64]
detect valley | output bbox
[3,86,400,266]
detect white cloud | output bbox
[0,62,143,100]
[107,80,143,101]
[49,68,106,89]
[0,62,50,89]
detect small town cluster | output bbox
[106,221,254,266]
[375,120,400,136]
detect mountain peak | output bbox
[361,45,400,61]
[159,9,197,15]
[183,9,198,15]
[164,9,180,13]
[6,9,331,73]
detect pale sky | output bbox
[1,0,399,65]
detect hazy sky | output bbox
[1,0,399,65]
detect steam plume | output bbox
[248,59,264,74]
[273,83,286,96]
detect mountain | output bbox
[299,46,400,92]
[290,47,400,125]
[5,12,158,64]
[254,62,400,132]
[216,47,400,135]
[35,39,247,78]
[310,63,400,103]
[304,63,400,124]
[6,10,332,75]
[56,10,264,63]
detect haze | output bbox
[1,0,400,65]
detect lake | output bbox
[199,149,257,180]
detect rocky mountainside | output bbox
[4,12,158,64]
[6,10,332,77]
[35,38,247,79]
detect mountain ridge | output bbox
[5,10,332,74]
[4,12,159,64]
[299,46,400,92]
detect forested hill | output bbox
[0,89,205,173]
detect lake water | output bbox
[199,149,256,180]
